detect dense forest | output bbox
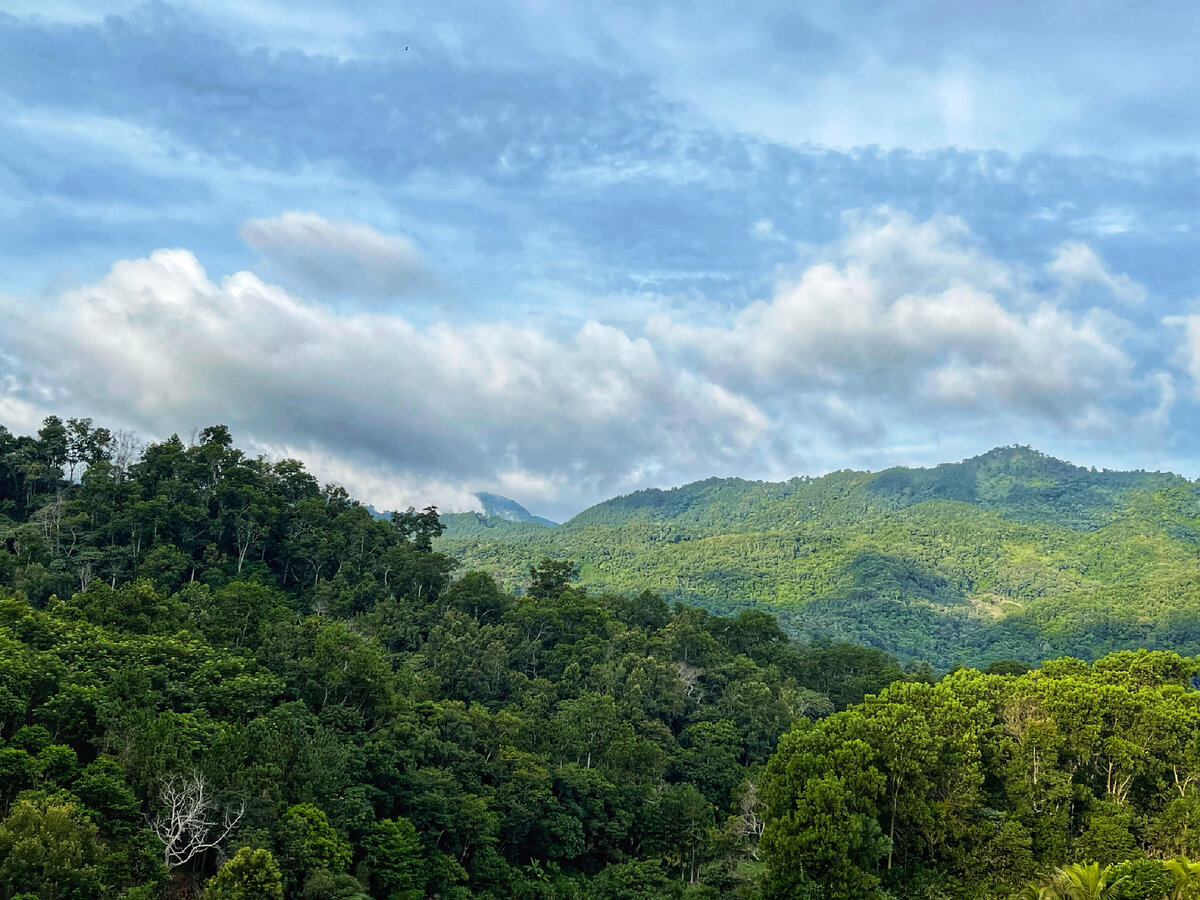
[2,416,1200,899]
[438,447,1200,668]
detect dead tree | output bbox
[150,771,245,871]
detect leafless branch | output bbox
[150,771,245,870]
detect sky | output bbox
[3,1,1200,520]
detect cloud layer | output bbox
[1,238,769,514]
[0,210,1184,517]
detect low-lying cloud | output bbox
[0,210,1180,517]
[0,242,769,515]
[1048,241,1147,307]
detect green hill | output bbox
[437,446,1200,666]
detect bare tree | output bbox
[150,772,245,870]
[232,513,266,574]
[729,779,765,858]
[675,661,705,702]
[110,429,144,481]
[77,559,94,592]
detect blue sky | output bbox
[3,1,1200,519]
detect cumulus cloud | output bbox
[1049,241,1147,306]
[651,211,1142,431]
[0,247,769,516]
[0,211,1179,516]
[241,212,434,299]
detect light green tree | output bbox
[205,847,284,899]
[1016,862,1128,899]
[0,795,104,899]
[278,803,351,892]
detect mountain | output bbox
[430,492,558,540]
[437,446,1200,667]
[367,494,556,536]
[475,492,557,527]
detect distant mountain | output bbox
[410,493,558,540]
[365,494,555,533]
[475,492,557,527]
[437,446,1200,667]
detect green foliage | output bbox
[0,414,875,898]
[438,446,1200,668]
[7,416,1200,899]
[362,817,425,898]
[590,859,684,899]
[1015,858,1200,900]
[278,803,351,890]
[1107,859,1173,900]
[205,847,284,899]
[526,557,579,600]
[0,794,105,899]
[761,652,1200,899]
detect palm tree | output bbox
[1165,856,1200,900]
[1015,862,1128,900]
[1014,884,1062,900]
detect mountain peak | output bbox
[475,492,557,527]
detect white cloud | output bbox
[241,211,434,299]
[0,395,48,436]
[1169,314,1200,399]
[751,218,781,241]
[0,211,1177,516]
[249,440,485,513]
[651,210,1139,428]
[1049,241,1146,306]
[0,247,769,516]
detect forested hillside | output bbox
[439,446,1200,667]
[0,415,913,898]
[4,416,1200,899]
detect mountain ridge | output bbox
[437,445,1199,666]
[558,444,1181,531]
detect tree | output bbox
[1106,858,1173,899]
[277,803,351,892]
[0,795,104,899]
[442,571,511,624]
[363,817,425,898]
[391,506,445,552]
[205,847,285,899]
[1017,862,1129,899]
[64,417,112,482]
[300,869,370,899]
[672,721,743,811]
[526,558,578,600]
[760,722,888,900]
[1164,857,1200,900]
[555,693,620,770]
[644,782,713,886]
[72,757,142,840]
[590,859,683,900]
[150,771,245,871]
